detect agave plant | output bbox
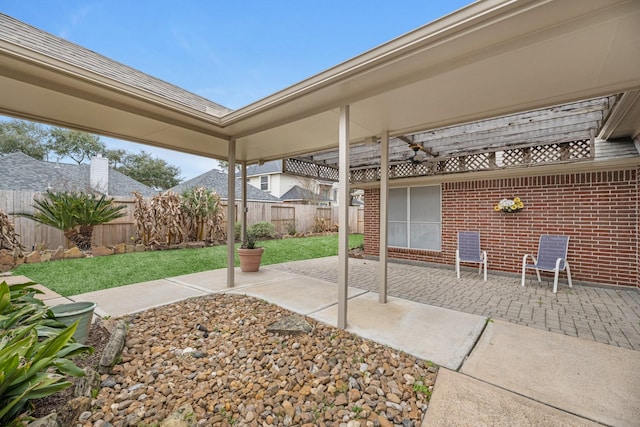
[0,281,92,425]
[13,191,127,250]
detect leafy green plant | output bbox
[284,220,297,236]
[248,222,276,239]
[413,376,432,399]
[0,281,92,425]
[13,191,127,250]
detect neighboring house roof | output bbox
[245,160,283,176]
[0,152,156,196]
[170,169,280,202]
[280,185,331,203]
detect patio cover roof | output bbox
[0,0,639,165]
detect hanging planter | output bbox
[494,197,524,213]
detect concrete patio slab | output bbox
[71,279,207,317]
[2,274,34,285]
[461,320,640,427]
[226,275,368,315]
[423,369,600,427]
[311,292,486,370]
[168,267,299,293]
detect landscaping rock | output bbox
[26,413,60,427]
[134,244,146,252]
[82,295,435,425]
[125,244,135,253]
[99,320,127,374]
[267,314,314,335]
[91,246,114,257]
[159,403,197,427]
[0,249,14,272]
[25,250,41,263]
[113,243,127,254]
[187,241,205,249]
[63,247,83,259]
[40,251,52,262]
[50,246,65,261]
[74,367,101,398]
[58,396,91,427]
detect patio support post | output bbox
[379,130,389,303]
[241,161,247,247]
[338,105,350,329]
[227,139,236,288]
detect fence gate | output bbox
[271,205,295,235]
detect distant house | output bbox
[280,185,332,205]
[245,160,338,205]
[170,169,279,202]
[0,152,156,196]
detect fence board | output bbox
[1,190,364,250]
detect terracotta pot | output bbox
[238,247,265,272]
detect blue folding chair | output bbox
[521,235,573,293]
[456,231,487,281]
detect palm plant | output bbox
[13,192,126,250]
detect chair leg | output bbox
[521,255,527,287]
[482,251,487,281]
[553,269,559,293]
[455,250,460,279]
[566,261,573,288]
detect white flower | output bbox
[499,198,514,208]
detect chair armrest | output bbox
[522,253,537,267]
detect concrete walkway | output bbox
[5,257,639,426]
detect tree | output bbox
[48,128,106,164]
[13,192,127,250]
[217,160,241,174]
[0,119,49,160]
[104,148,127,168]
[115,151,181,190]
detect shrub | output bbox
[248,222,277,239]
[0,281,92,425]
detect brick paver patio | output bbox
[270,256,640,351]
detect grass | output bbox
[13,234,364,297]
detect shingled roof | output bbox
[0,14,232,117]
[280,185,332,203]
[0,152,157,196]
[170,169,280,202]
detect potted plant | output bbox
[237,230,264,272]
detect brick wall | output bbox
[364,167,639,288]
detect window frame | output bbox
[260,175,269,191]
[388,185,441,251]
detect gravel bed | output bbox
[83,293,437,426]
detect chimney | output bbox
[90,154,109,194]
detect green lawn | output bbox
[13,234,364,297]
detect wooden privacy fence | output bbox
[0,190,364,250]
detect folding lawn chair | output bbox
[521,234,573,293]
[456,231,487,281]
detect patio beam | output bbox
[379,130,389,303]
[338,105,350,329]
[227,139,236,288]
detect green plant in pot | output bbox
[238,229,264,272]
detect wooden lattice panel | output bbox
[569,139,591,159]
[441,158,461,173]
[284,158,339,181]
[470,153,491,170]
[502,148,526,166]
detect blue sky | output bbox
[2,1,471,180]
